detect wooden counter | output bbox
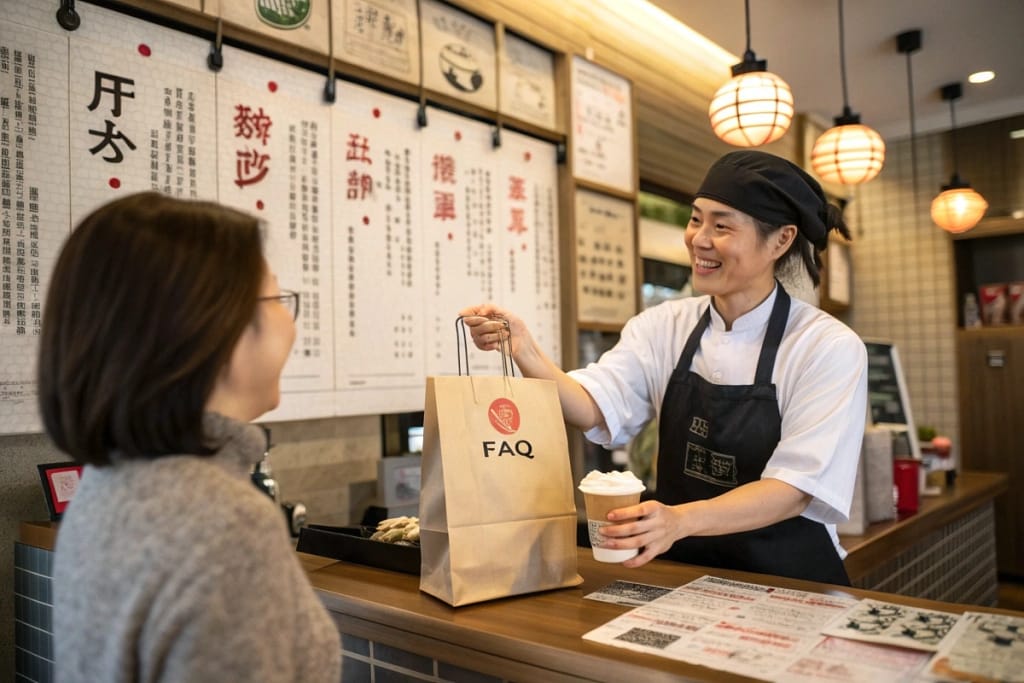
[307,547,1022,683]
[839,471,1008,603]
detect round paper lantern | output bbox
[931,185,988,233]
[709,70,794,147]
[811,122,886,185]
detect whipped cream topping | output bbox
[577,469,646,495]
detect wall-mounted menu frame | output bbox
[500,31,556,131]
[570,56,634,194]
[204,0,331,57]
[335,0,421,85]
[419,0,497,110]
[574,189,637,327]
[864,339,921,459]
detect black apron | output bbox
[655,285,850,585]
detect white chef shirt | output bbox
[569,287,868,557]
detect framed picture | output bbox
[37,462,84,521]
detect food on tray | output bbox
[370,516,420,545]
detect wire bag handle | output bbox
[455,316,471,376]
[454,316,516,378]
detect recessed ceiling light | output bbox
[1011,129,1024,140]
[968,70,995,84]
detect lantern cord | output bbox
[838,0,850,111]
[905,51,918,196]
[743,0,752,55]
[948,97,961,179]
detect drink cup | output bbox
[578,470,645,563]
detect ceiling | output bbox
[648,0,1024,140]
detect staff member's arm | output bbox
[601,328,868,568]
[459,304,605,432]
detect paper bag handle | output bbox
[455,316,516,378]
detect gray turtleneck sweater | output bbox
[53,414,341,683]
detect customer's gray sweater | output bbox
[53,414,341,683]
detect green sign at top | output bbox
[256,0,311,30]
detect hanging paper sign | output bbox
[421,107,500,376]
[69,6,218,225]
[331,80,426,415]
[500,32,556,131]
[0,19,71,434]
[571,56,634,193]
[495,129,561,366]
[336,0,420,85]
[205,0,330,58]
[420,0,497,110]
[215,45,336,420]
[575,189,636,326]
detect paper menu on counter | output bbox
[926,611,1024,683]
[583,576,948,682]
[820,598,960,652]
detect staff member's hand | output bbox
[458,303,534,358]
[595,500,686,568]
[595,479,812,568]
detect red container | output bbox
[893,458,920,514]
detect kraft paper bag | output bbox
[419,374,582,606]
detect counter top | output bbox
[306,547,1022,683]
[839,470,1008,581]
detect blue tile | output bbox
[40,604,52,632]
[15,542,27,569]
[374,665,432,682]
[15,646,28,677]
[38,657,54,683]
[341,655,370,682]
[437,661,502,683]
[41,630,53,660]
[14,567,25,595]
[16,673,34,682]
[40,577,52,605]
[373,643,432,674]
[42,549,53,576]
[341,633,370,656]
[15,621,27,649]
[15,594,28,620]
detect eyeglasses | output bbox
[259,289,300,321]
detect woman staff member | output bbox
[461,151,867,585]
[39,193,341,682]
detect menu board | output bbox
[571,56,634,193]
[331,80,425,415]
[575,189,636,326]
[864,340,920,458]
[205,0,330,57]
[336,0,420,85]
[419,0,497,110]
[500,32,556,131]
[215,45,336,420]
[0,1,562,433]
[0,20,70,435]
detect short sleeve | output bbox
[761,326,868,524]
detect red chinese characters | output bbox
[233,104,272,188]
[345,133,373,200]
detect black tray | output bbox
[296,524,420,575]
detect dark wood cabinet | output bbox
[954,219,1024,578]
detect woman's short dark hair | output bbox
[38,192,265,465]
[752,203,851,288]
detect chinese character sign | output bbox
[332,80,424,410]
[215,45,335,419]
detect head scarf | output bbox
[695,151,831,250]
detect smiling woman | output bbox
[460,150,867,585]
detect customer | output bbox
[461,151,867,585]
[39,193,340,682]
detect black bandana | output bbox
[695,151,830,250]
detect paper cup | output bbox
[582,491,642,562]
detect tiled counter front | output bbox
[14,542,54,683]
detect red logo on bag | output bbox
[488,398,520,435]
